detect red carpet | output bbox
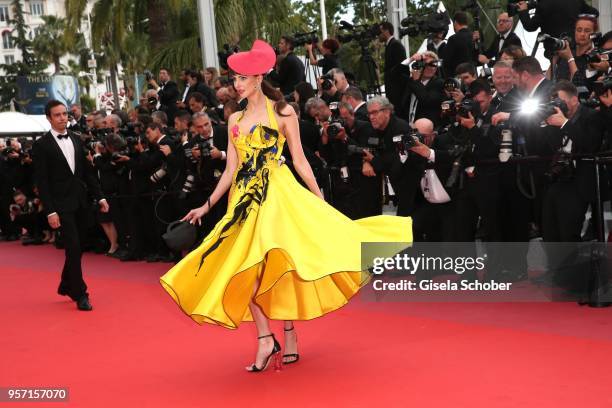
[2,241,612,407]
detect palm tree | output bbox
[32,16,70,74]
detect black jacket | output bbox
[269,52,306,96]
[158,81,180,124]
[186,82,219,109]
[519,0,589,38]
[384,37,407,109]
[401,77,446,127]
[441,28,474,78]
[354,103,369,123]
[32,131,103,215]
[484,32,522,61]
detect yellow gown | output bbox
[160,98,412,329]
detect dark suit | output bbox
[158,81,180,125]
[401,77,446,127]
[484,32,522,61]
[441,28,474,78]
[384,37,407,112]
[354,103,369,123]
[370,115,420,216]
[32,131,103,301]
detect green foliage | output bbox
[80,94,96,113]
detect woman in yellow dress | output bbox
[160,40,412,372]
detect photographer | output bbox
[516,0,595,38]
[185,112,228,236]
[408,118,455,242]
[550,15,609,92]
[188,92,222,125]
[362,96,420,216]
[542,80,604,242]
[445,63,478,105]
[402,51,446,127]
[114,135,155,262]
[441,12,475,80]
[342,86,368,122]
[268,36,306,96]
[68,104,87,133]
[147,68,180,125]
[477,12,522,65]
[306,38,340,75]
[93,133,130,257]
[379,21,407,113]
[318,68,351,105]
[145,122,187,262]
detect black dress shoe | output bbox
[77,296,93,311]
[57,287,69,296]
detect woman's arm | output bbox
[182,112,240,224]
[279,105,324,199]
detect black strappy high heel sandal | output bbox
[247,333,282,372]
[283,326,300,364]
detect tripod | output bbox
[304,45,321,86]
[359,39,382,96]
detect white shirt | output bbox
[50,128,75,174]
[181,84,190,102]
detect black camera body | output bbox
[337,23,381,44]
[593,74,612,96]
[321,73,334,91]
[541,97,569,118]
[537,33,569,59]
[326,102,345,139]
[392,130,424,153]
[457,99,481,119]
[399,11,450,38]
[507,0,537,17]
[195,141,213,159]
[293,31,319,47]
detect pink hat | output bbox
[227,39,276,75]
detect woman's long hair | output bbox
[261,80,289,116]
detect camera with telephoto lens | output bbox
[411,59,443,71]
[150,164,167,184]
[507,0,537,17]
[593,74,612,97]
[443,78,462,93]
[399,11,450,38]
[541,97,569,118]
[144,69,154,81]
[537,33,570,59]
[326,102,345,139]
[195,141,214,159]
[293,31,319,47]
[392,130,425,154]
[457,98,481,119]
[585,47,611,65]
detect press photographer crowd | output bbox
[1,0,612,288]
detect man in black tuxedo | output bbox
[477,12,522,65]
[378,22,407,115]
[32,100,109,311]
[149,68,180,125]
[441,12,474,80]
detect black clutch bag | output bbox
[162,220,197,252]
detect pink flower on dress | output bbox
[231,125,240,139]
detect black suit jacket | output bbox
[401,77,446,127]
[384,38,407,109]
[484,32,522,60]
[441,28,474,78]
[158,81,180,124]
[32,131,103,215]
[186,82,219,109]
[354,103,369,123]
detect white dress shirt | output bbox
[50,128,76,174]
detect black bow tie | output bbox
[57,133,68,139]
[498,34,506,40]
